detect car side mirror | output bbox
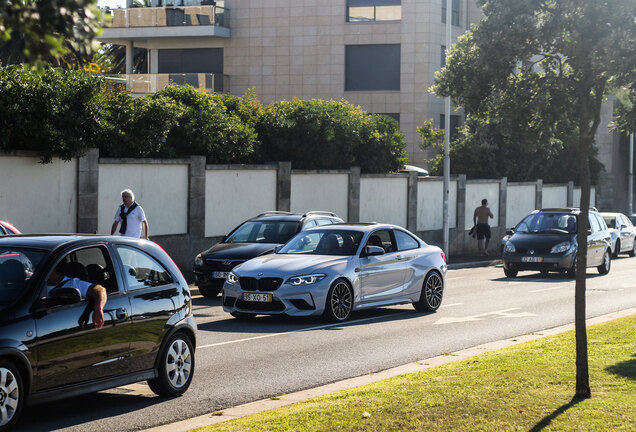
[620,224,627,230]
[506,229,514,236]
[274,244,283,253]
[33,287,82,313]
[587,229,592,235]
[362,246,385,257]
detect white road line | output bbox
[529,285,571,293]
[197,312,412,349]
[439,303,462,308]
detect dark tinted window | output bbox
[394,230,420,251]
[115,246,173,290]
[0,247,46,304]
[226,221,300,244]
[366,229,396,252]
[441,0,460,26]
[158,48,223,73]
[516,213,577,234]
[280,230,364,256]
[345,44,400,91]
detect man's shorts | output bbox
[476,223,491,240]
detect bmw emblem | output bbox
[222,260,232,266]
[529,249,535,255]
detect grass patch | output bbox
[197,315,636,432]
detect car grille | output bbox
[515,248,552,255]
[235,299,285,311]
[239,277,283,291]
[204,259,245,271]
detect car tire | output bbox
[198,285,222,298]
[612,241,620,259]
[597,248,611,275]
[628,242,636,258]
[413,271,444,312]
[148,332,195,397]
[323,279,353,323]
[0,360,24,431]
[230,311,257,320]
[504,268,517,278]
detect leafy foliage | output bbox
[256,99,408,173]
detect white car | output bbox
[601,212,636,258]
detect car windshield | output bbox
[516,213,577,234]
[225,220,300,244]
[279,230,365,256]
[602,216,617,229]
[0,247,47,305]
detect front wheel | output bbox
[413,271,444,312]
[148,333,195,397]
[198,285,222,298]
[597,249,611,275]
[504,268,517,278]
[231,311,257,320]
[0,360,24,431]
[323,279,353,322]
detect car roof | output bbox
[307,222,402,233]
[249,211,341,222]
[600,212,624,217]
[535,207,599,215]
[0,234,149,251]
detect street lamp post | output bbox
[443,0,452,258]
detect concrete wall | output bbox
[98,162,189,236]
[465,181,499,228]
[291,172,349,221]
[0,156,77,233]
[205,167,277,237]
[360,176,408,227]
[417,178,457,230]
[543,185,568,209]
[506,183,536,228]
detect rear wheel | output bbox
[504,268,517,278]
[148,332,194,397]
[612,241,620,259]
[0,360,24,431]
[198,285,222,298]
[628,242,636,258]
[413,271,444,312]
[597,249,611,275]
[323,279,353,322]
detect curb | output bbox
[143,308,636,432]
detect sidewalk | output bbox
[446,253,501,269]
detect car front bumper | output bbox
[502,251,575,272]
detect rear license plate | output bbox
[243,293,272,302]
[213,271,228,279]
[521,257,543,263]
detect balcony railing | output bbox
[104,5,229,28]
[102,73,229,94]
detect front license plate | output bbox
[521,257,543,263]
[243,293,272,302]
[213,271,228,279]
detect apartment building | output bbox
[98,0,483,166]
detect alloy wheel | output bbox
[330,281,353,321]
[425,272,444,309]
[0,366,20,427]
[166,338,193,390]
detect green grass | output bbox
[196,315,636,432]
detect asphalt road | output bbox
[18,257,636,431]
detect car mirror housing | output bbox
[506,229,514,236]
[362,246,385,257]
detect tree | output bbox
[433,0,636,398]
[0,0,104,68]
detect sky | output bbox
[98,0,126,8]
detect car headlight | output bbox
[194,254,203,267]
[504,242,516,253]
[550,241,572,254]
[287,274,326,286]
[227,272,239,285]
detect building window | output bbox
[441,0,460,26]
[440,114,461,140]
[347,0,401,22]
[441,45,446,68]
[377,113,400,123]
[345,44,400,91]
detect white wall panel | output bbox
[205,169,277,237]
[417,179,457,231]
[360,177,408,227]
[99,164,188,236]
[573,187,596,208]
[543,185,567,209]
[465,182,499,228]
[0,156,77,233]
[506,184,536,228]
[291,174,348,221]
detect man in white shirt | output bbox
[110,188,149,239]
[46,263,107,329]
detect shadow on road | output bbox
[528,397,584,432]
[491,271,606,283]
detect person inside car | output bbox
[45,262,107,329]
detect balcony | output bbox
[99,4,230,41]
[102,73,229,94]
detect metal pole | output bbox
[443,0,452,258]
[629,133,634,215]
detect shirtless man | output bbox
[473,199,494,256]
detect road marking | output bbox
[433,308,536,325]
[197,312,412,349]
[439,303,462,308]
[529,285,571,293]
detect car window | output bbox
[0,247,46,305]
[316,218,334,226]
[280,230,364,256]
[516,213,576,234]
[589,214,601,233]
[226,220,300,244]
[115,246,173,290]
[594,213,607,231]
[394,229,420,251]
[602,215,616,229]
[48,246,118,294]
[0,226,5,235]
[365,229,396,252]
[303,220,318,228]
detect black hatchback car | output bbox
[502,208,612,278]
[193,211,343,297]
[0,235,196,431]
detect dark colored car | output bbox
[0,235,196,431]
[193,211,343,297]
[501,208,612,278]
[0,220,20,235]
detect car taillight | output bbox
[441,251,446,262]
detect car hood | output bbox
[508,232,576,248]
[201,242,278,260]
[234,253,351,276]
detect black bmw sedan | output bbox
[0,235,196,430]
[502,208,612,278]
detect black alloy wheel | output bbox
[148,332,195,397]
[0,360,23,431]
[413,271,444,312]
[504,268,518,278]
[597,249,611,275]
[323,279,353,322]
